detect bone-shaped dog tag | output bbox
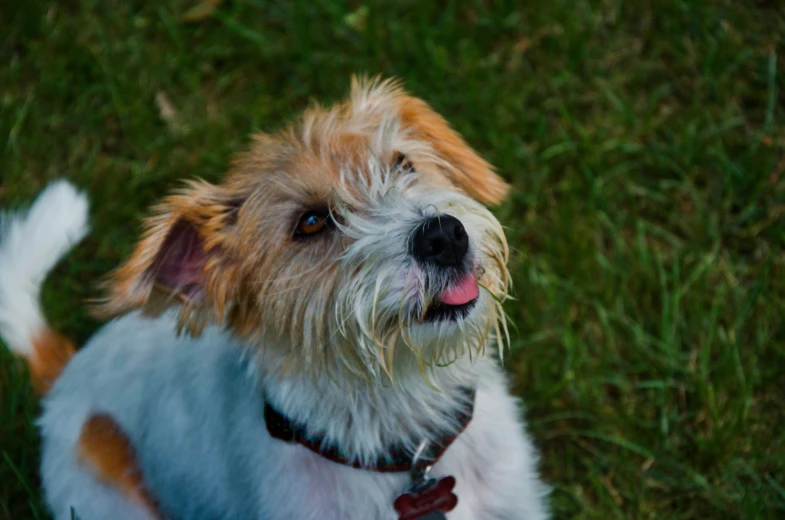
[394,441,458,520]
[393,475,457,520]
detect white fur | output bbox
[40,312,549,520]
[9,174,550,520]
[0,181,88,355]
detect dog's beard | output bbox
[323,169,511,382]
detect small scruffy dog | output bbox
[0,78,549,520]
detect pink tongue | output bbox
[440,275,479,306]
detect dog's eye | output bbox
[393,152,414,173]
[294,211,328,237]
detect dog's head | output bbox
[100,78,511,380]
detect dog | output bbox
[0,78,550,520]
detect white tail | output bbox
[0,181,89,391]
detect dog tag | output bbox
[394,440,458,520]
[393,475,458,520]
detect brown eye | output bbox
[393,152,413,172]
[294,211,328,237]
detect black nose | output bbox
[410,215,469,268]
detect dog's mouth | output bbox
[420,274,480,322]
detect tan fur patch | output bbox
[398,96,510,205]
[78,413,162,518]
[29,329,76,394]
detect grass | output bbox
[1,0,784,518]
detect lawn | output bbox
[1,0,784,518]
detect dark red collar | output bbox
[264,388,476,473]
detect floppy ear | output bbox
[398,96,510,205]
[96,180,244,334]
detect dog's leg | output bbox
[443,371,550,520]
[474,386,551,520]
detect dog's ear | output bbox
[350,77,510,205]
[398,96,509,205]
[96,180,243,333]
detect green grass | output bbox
[1,0,784,518]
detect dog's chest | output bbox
[195,398,498,520]
[249,435,489,520]
[116,331,511,519]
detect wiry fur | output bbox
[2,77,550,519]
[332,165,510,382]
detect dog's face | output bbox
[100,78,511,380]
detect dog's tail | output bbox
[0,181,89,394]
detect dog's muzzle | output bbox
[409,215,479,322]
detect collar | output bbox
[263,387,476,473]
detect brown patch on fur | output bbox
[78,413,163,518]
[29,329,76,394]
[397,96,509,205]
